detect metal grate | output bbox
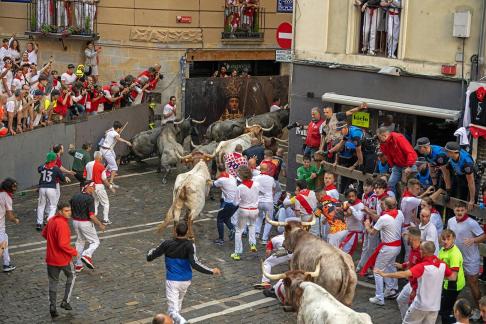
[27,0,98,37]
[222,5,265,40]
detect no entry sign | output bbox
[276,22,292,49]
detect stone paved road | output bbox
[1,160,403,323]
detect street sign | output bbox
[176,16,192,23]
[352,112,370,128]
[275,49,292,62]
[276,22,292,49]
[277,0,293,13]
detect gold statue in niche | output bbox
[219,77,244,121]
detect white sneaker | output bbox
[368,50,376,56]
[391,55,397,59]
[369,296,384,306]
[471,309,481,321]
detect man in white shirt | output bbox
[1,58,13,97]
[0,178,20,273]
[254,163,276,245]
[418,208,439,255]
[61,64,77,86]
[99,121,132,186]
[340,188,365,255]
[0,39,9,71]
[212,165,238,245]
[375,241,457,324]
[26,42,39,65]
[162,96,177,124]
[6,89,23,135]
[293,179,317,223]
[362,197,404,305]
[269,97,281,112]
[254,234,292,290]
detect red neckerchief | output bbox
[422,255,442,268]
[402,189,415,198]
[44,161,56,169]
[477,87,486,102]
[0,190,13,198]
[456,215,469,223]
[218,171,230,179]
[325,184,337,191]
[381,209,399,218]
[376,192,388,201]
[430,208,439,215]
[363,192,373,200]
[242,180,253,188]
[299,189,310,197]
[350,199,362,206]
[167,102,175,107]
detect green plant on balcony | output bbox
[30,12,37,31]
[40,23,57,35]
[84,16,92,35]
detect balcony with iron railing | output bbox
[222,5,265,41]
[26,0,98,41]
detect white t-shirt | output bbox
[213,175,237,204]
[102,128,119,149]
[11,78,23,91]
[419,221,439,255]
[0,191,13,233]
[27,50,37,65]
[61,72,77,85]
[163,103,176,124]
[5,98,21,113]
[447,217,484,269]
[27,71,40,85]
[346,202,364,232]
[294,190,317,217]
[270,105,281,112]
[410,259,450,311]
[0,46,8,70]
[235,181,260,209]
[269,234,284,250]
[400,195,421,226]
[373,210,404,243]
[326,188,340,200]
[1,68,13,94]
[430,210,443,237]
[254,174,275,203]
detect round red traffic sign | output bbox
[276,22,292,49]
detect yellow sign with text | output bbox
[352,112,370,128]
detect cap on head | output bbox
[67,64,75,69]
[414,137,430,151]
[444,141,460,153]
[33,89,44,96]
[335,121,347,131]
[45,151,57,163]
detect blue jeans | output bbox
[303,146,318,157]
[217,201,237,240]
[389,165,417,194]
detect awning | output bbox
[322,93,460,121]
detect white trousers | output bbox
[276,207,295,234]
[234,208,258,254]
[0,231,10,266]
[387,13,400,56]
[166,280,191,324]
[363,7,378,51]
[310,217,327,239]
[37,187,58,224]
[403,306,438,324]
[261,253,292,283]
[397,282,412,319]
[273,181,282,204]
[256,202,274,241]
[94,184,110,222]
[101,149,118,172]
[374,245,400,302]
[73,220,100,266]
[328,230,348,248]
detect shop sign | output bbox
[352,112,370,128]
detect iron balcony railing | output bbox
[222,5,265,40]
[27,0,98,37]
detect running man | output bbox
[0,178,20,273]
[99,121,132,186]
[147,222,221,324]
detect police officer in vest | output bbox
[414,137,452,192]
[329,121,365,192]
[444,141,477,210]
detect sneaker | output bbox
[230,253,241,261]
[228,229,235,241]
[102,219,112,225]
[471,309,481,321]
[366,273,375,280]
[36,224,42,232]
[50,305,59,318]
[254,282,272,290]
[81,256,95,269]
[263,288,277,299]
[369,296,384,306]
[391,55,397,59]
[74,265,84,273]
[368,50,376,56]
[3,264,16,272]
[250,244,257,252]
[260,240,268,246]
[384,289,399,300]
[213,239,224,246]
[60,301,72,310]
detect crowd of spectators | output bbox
[0,36,163,138]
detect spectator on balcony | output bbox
[61,64,77,87]
[102,84,126,110]
[356,0,381,56]
[1,58,14,97]
[26,42,39,65]
[0,39,9,70]
[381,0,402,59]
[6,89,23,135]
[84,41,100,83]
[242,0,258,32]
[7,37,21,67]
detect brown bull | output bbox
[266,215,357,306]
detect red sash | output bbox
[359,240,401,276]
[339,230,363,256]
[295,190,313,214]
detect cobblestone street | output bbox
[0,160,402,323]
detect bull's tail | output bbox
[156,185,187,233]
[334,252,356,306]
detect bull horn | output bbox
[190,140,200,150]
[274,137,289,144]
[261,123,274,132]
[175,151,192,160]
[304,262,321,278]
[261,262,286,281]
[265,213,287,227]
[191,117,206,124]
[245,119,250,128]
[301,215,316,226]
[173,118,185,125]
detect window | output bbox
[27,0,98,37]
[222,0,265,40]
[355,0,402,58]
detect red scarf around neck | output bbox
[377,192,388,201]
[325,184,337,191]
[218,171,229,179]
[0,190,13,198]
[242,180,253,188]
[299,189,310,197]
[456,215,469,223]
[381,209,399,218]
[402,189,415,198]
[350,199,362,206]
